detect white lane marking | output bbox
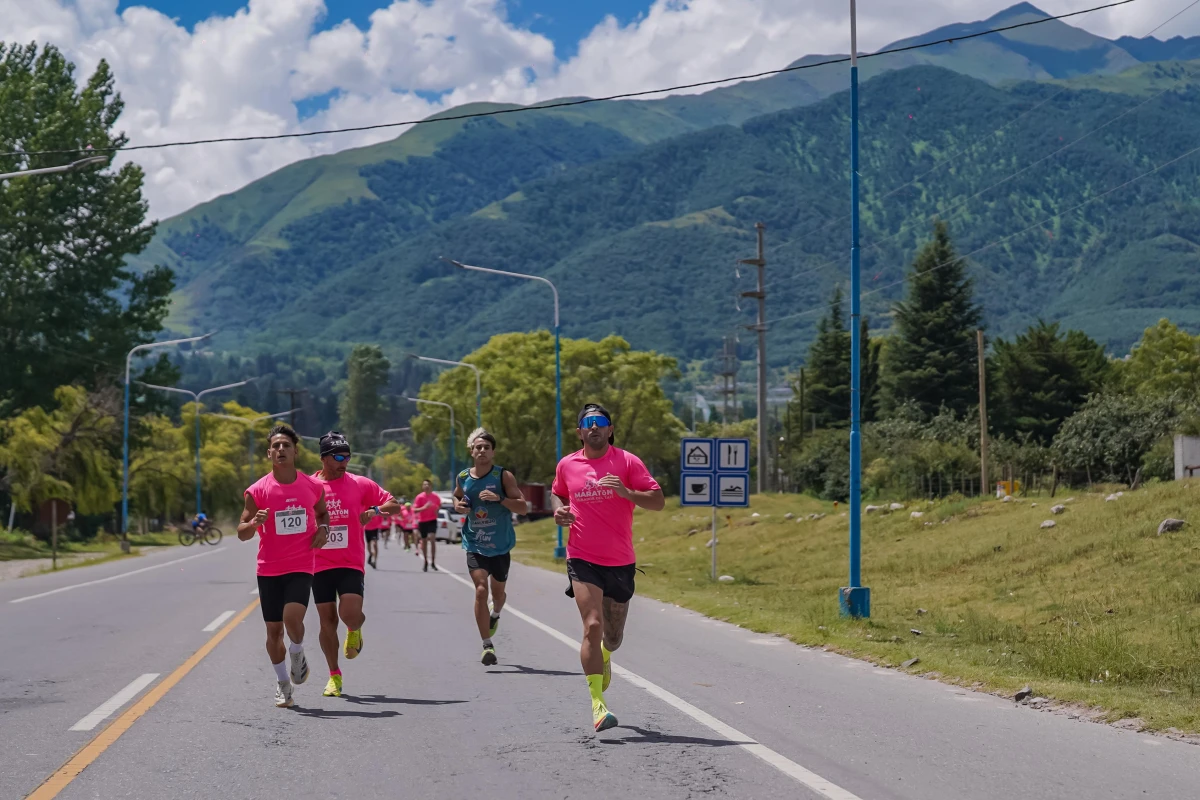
[202,610,235,632]
[435,566,863,800]
[250,588,260,595]
[10,548,224,604]
[69,673,159,731]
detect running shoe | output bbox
[323,674,343,697]
[289,648,309,685]
[344,628,363,660]
[602,649,612,692]
[275,680,294,708]
[488,600,499,637]
[423,561,428,572]
[592,700,618,732]
[481,644,498,666]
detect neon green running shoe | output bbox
[592,699,618,733]
[602,649,612,692]
[323,674,343,697]
[344,628,363,660]
[481,644,498,666]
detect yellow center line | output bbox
[28,598,261,799]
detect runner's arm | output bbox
[498,470,527,514]
[551,492,575,526]
[312,490,330,548]
[626,487,666,511]
[237,493,266,541]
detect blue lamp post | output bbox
[445,258,565,560]
[841,0,871,619]
[407,354,483,428]
[404,396,456,488]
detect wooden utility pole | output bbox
[977,330,989,497]
[275,388,309,431]
[798,368,806,445]
[739,223,767,494]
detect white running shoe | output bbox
[289,648,309,685]
[275,680,294,708]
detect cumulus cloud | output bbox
[0,0,1192,218]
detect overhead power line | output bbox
[0,0,1137,160]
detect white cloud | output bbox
[0,0,1193,219]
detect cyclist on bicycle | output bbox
[191,512,209,532]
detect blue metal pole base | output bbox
[553,545,566,560]
[839,586,871,618]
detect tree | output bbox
[0,43,172,414]
[412,332,684,484]
[1052,393,1177,485]
[375,442,430,501]
[1122,319,1200,398]
[0,386,121,516]
[990,321,1110,444]
[796,286,880,430]
[881,221,983,418]
[338,345,391,447]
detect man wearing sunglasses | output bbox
[311,431,402,698]
[552,403,664,733]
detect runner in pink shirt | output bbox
[238,424,331,709]
[552,403,664,733]
[311,431,402,698]
[413,480,442,572]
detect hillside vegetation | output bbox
[514,481,1200,733]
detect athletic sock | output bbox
[586,674,604,705]
[490,612,501,623]
[272,660,289,682]
[330,669,341,677]
[289,642,304,654]
[482,637,493,648]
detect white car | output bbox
[436,507,464,544]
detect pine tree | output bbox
[800,286,880,429]
[338,345,391,447]
[881,221,982,418]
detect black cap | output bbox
[319,430,351,457]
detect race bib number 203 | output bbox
[322,525,349,549]
[275,509,307,535]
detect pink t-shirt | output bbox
[312,472,392,573]
[245,470,325,577]
[399,508,415,529]
[552,447,660,566]
[414,491,440,523]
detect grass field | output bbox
[511,480,1200,733]
[0,529,180,572]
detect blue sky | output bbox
[118,0,654,59]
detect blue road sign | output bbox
[716,438,750,473]
[716,474,750,507]
[680,438,714,472]
[680,473,714,506]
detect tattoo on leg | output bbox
[602,598,629,651]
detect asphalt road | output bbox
[2,540,1196,799]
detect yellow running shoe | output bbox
[323,674,343,697]
[592,699,618,733]
[344,628,363,659]
[602,649,612,692]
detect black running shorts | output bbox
[565,559,636,604]
[466,551,511,583]
[417,519,437,538]
[257,572,313,622]
[311,567,365,604]
[364,529,379,542]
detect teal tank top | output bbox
[456,465,517,556]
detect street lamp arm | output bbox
[125,332,215,384]
[137,382,198,401]
[196,379,251,400]
[443,258,558,327]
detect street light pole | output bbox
[407,354,482,428]
[139,380,249,516]
[379,427,411,445]
[0,155,107,182]
[122,333,214,541]
[841,0,871,619]
[403,397,456,487]
[444,257,565,559]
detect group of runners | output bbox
[237,402,663,732]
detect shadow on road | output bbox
[343,694,468,706]
[291,706,401,719]
[486,663,579,677]
[599,725,751,747]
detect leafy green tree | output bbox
[412,332,684,484]
[794,286,880,430]
[1122,319,1200,398]
[375,442,429,501]
[0,386,121,516]
[1052,393,1177,485]
[881,221,982,419]
[338,345,391,447]
[990,321,1110,444]
[0,43,172,414]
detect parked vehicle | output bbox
[516,482,554,522]
[436,507,463,543]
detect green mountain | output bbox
[138,4,1200,368]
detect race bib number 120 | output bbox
[323,525,349,549]
[275,509,307,535]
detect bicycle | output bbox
[179,523,223,546]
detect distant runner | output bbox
[399,502,415,551]
[453,428,525,666]
[364,507,384,568]
[311,431,401,698]
[552,404,664,732]
[413,479,440,572]
[238,424,330,708]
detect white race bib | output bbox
[322,525,349,549]
[274,509,307,535]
